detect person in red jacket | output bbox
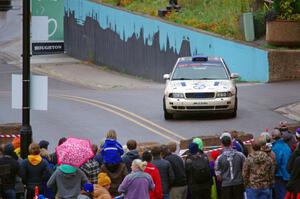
[142,150,163,199]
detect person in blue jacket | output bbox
[271,128,292,199]
[101,129,124,166]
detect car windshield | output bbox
[171,62,229,80]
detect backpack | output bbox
[187,154,211,184]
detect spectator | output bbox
[20,143,51,199]
[101,129,124,165]
[278,121,297,150]
[161,143,187,199]
[243,136,273,199]
[231,130,248,157]
[271,128,292,199]
[12,137,21,158]
[192,137,204,153]
[93,172,113,199]
[47,164,89,198]
[0,143,20,199]
[122,139,140,173]
[287,128,300,176]
[142,150,163,199]
[215,132,245,199]
[118,159,155,199]
[185,143,212,199]
[285,156,300,199]
[78,183,94,199]
[80,145,100,184]
[94,141,104,165]
[39,140,50,151]
[49,137,67,165]
[151,145,174,199]
[100,160,128,197]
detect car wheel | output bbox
[163,97,173,120]
[229,97,238,118]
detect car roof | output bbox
[177,56,223,65]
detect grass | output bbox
[97,0,254,40]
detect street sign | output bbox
[12,74,48,111]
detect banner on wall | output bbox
[31,0,64,55]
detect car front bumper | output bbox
[165,96,236,113]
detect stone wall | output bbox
[0,123,21,145]
[268,50,300,82]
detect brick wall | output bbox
[269,50,300,82]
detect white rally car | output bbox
[163,56,239,120]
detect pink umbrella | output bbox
[56,137,94,167]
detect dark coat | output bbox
[0,155,20,190]
[122,150,140,172]
[164,153,187,187]
[152,157,175,194]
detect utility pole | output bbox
[20,0,32,159]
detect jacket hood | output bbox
[125,150,139,159]
[59,164,77,174]
[250,151,268,164]
[28,155,42,165]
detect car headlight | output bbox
[216,92,233,98]
[169,93,185,98]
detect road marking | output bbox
[55,94,180,143]
[57,94,186,140]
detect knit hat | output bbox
[39,140,49,149]
[220,132,232,146]
[296,128,300,138]
[193,137,203,151]
[188,143,199,155]
[59,164,77,174]
[12,137,20,149]
[83,183,94,193]
[98,172,111,187]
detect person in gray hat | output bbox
[215,132,245,199]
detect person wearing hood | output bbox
[192,137,204,154]
[20,143,51,199]
[122,139,140,173]
[215,132,245,199]
[142,150,163,199]
[0,143,20,199]
[12,137,21,158]
[185,142,212,199]
[243,136,274,199]
[93,172,113,199]
[47,163,89,199]
[118,159,155,199]
[271,129,291,199]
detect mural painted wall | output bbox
[64,0,269,82]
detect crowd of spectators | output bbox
[0,122,300,199]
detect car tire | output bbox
[163,97,173,120]
[229,97,238,118]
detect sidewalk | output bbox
[1,39,162,90]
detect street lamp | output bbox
[20,0,32,159]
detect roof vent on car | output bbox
[192,56,208,62]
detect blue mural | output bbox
[65,0,269,82]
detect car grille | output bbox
[185,92,215,99]
[172,105,228,110]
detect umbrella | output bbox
[56,137,94,167]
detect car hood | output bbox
[165,80,236,93]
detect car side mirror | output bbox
[230,73,239,79]
[163,74,170,80]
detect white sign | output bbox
[12,74,48,111]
